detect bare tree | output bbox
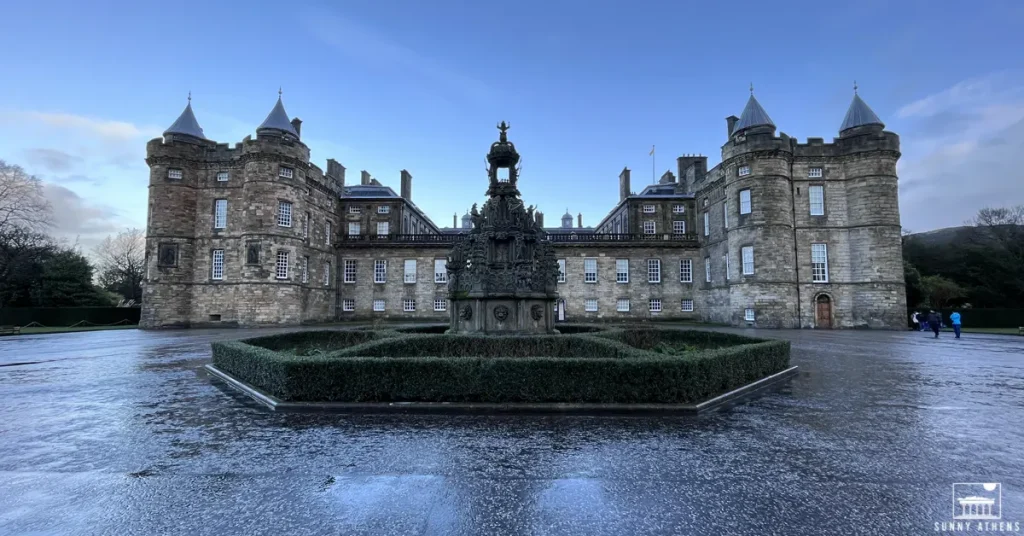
[0,159,52,235]
[968,205,1024,259]
[94,228,146,302]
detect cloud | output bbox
[21,148,83,173]
[300,9,495,104]
[11,111,156,141]
[41,183,123,250]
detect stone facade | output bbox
[142,92,906,329]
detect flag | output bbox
[649,145,655,156]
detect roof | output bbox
[840,93,885,133]
[163,101,206,139]
[732,95,775,134]
[257,97,298,136]
[341,185,440,232]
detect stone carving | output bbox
[245,241,261,265]
[158,244,178,267]
[530,304,544,321]
[493,305,509,321]
[459,305,473,320]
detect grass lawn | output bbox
[9,325,139,335]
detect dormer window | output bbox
[377,206,390,214]
[216,171,229,182]
[279,166,294,179]
[808,167,823,178]
[167,169,183,180]
[738,165,751,177]
[349,206,361,214]
[642,205,655,213]
[672,205,685,214]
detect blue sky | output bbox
[1,0,1022,249]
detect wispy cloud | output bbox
[0,110,160,141]
[896,71,1024,232]
[22,148,83,173]
[41,183,123,250]
[299,9,496,104]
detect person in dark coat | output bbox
[927,310,941,338]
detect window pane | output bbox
[809,185,825,216]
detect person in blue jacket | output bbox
[950,311,962,339]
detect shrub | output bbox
[211,328,790,404]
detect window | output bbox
[214,199,227,229]
[673,204,685,214]
[649,299,662,312]
[275,251,289,280]
[643,204,655,213]
[681,299,694,312]
[434,259,447,283]
[742,246,754,275]
[211,249,224,280]
[348,222,361,236]
[344,259,356,283]
[705,257,711,282]
[616,298,630,312]
[585,299,598,312]
[557,259,566,283]
[739,189,751,215]
[744,308,756,322]
[323,261,331,286]
[648,259,661,283]
[703,199,709,208]
[434,298,447,311]
[167,168,183,180]
[738,165,751,177]
[349,206,361,214]
[377,205,390,214]
[377,221,389,236]
[643,221,656,234]
[277,201,292,227]
[809,167,823,178]
[615,259,629,283]
[404,259,417,283]
[811,243,829,283]
[809,185,825,216]
[403,299,416,312]
[673,221,686,235]
[703,212,709,236]
[342,299,355,312]
[680,259,692,283]
[373,299,385,312]
[325,221,332,245]
[301,256,309,283]
[584,258,597,283]
[303,212,310,238]
[374,259,387,283]
[216,171,229,182]
[279,166,293,179]
[724,255,730,280]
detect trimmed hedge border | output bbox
[211,327,790,405]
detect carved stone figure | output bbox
[530,305,544,321]
[493,306,509,321]
[459,305,473,320]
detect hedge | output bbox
[211,328,790,404]
[0,307,140,327]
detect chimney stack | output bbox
[400,170,412,201]
[290,118,302,139]
[360,170,371,185]
[619,167,631,202]
[577,213,582,228]
[726,115,739,138]
[453,213,457,228]
[536,211,544,228]
[326,159,345,192]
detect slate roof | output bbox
[840,93,885,133]
[257,97,299,136]
[163,101,206,139]
[732,95,775,134]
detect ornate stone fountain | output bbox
[447,122,560,334]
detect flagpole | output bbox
[651,145,655,184]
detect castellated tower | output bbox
[141,94,343,328]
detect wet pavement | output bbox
[1,326,1023,535]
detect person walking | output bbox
[950,310,962,339]
[927,310,941,338]
[911,312,920,331]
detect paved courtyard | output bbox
[1,326,1022,535]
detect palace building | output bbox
[141,89,906,329]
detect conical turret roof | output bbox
[258,96,298,137]
[840,92,884,133]
[732,94,775,134]
[163,99,206,139]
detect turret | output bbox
[561,209,573,229]
[839,84,886,137]
[162,93,207,144]
[256,89,300,140]
[730,86,776,138]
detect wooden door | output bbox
[815,295,832,328]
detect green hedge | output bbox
[0,307,140,327]
[212,328,790,404]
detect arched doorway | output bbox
[815,294,833,329]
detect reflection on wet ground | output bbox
[1,326,1022,535]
